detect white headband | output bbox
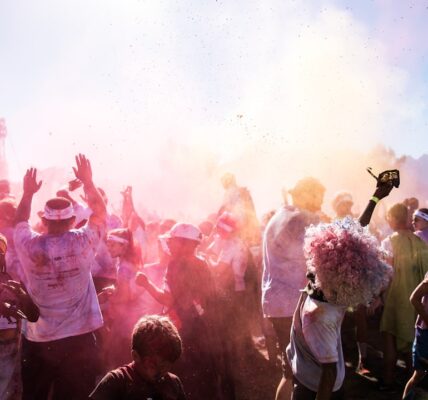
[414,210,428,222]
[107,234,129,245]
[217,220,234,232]
[43,204,74,220]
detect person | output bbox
[331,191,354,219]
[331,191,368,374]
[261,177,326,400]
[135,223,224,400]
[219,172,261,247]
[100,228,142,369]
[0,200,23,282]
[402,274,428,399]
[286,182,394,399]
[404,198,419,231]
[13,154,107,400]
[380,203,428,390]
[208,212,249,361]
[413,208,428,244]
[0,233,39,400]
[89,315,186,400]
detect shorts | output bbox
[292,377,344,400]
[412,327,428,371]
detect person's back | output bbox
[13,154,107,400]
[14,224,102,341]
[262,206,318,318]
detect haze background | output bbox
[1,0,428,220]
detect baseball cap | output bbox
[161,223,203,243]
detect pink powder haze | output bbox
[1,1,428,221]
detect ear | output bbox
[131,349,140,363]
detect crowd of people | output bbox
[0,153,428,400]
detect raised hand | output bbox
[73,154,93,186]
[23,168,42,195]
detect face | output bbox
[133,351,172,381]
[413,216,428,231]
[106,240,127,258]
[167,238,198,258]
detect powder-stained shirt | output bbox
[14,222,103,342]
[286,294,346,393]
[89,363,186,400]
[262,206,319,318]
[217,236,248,292]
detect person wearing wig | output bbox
[99,228,142,368]
[286,182,394,399]
[380,203,428,391]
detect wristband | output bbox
[371,196,380,204]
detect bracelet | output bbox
[371,196,380,204]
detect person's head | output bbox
[162,223,202,258]
[159,219,176,235]
[0,179,10,198]
[386,203,408,231]
[331,191,353,218]
[0,199,16,228]
[215,212,238,239]
[305,218,392,307]
[106,228,140,264]
[221,172,237,190]
[0,233,7,273]
[131,315,182,381]
[198,220,213,237]
[413,208,428,231]
[42,197,76,234]
[289,177,325,213]
[404,197,419,211]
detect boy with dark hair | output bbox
[90,315,186,400]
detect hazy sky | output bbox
[1,1,428,217]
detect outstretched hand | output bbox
[23,168,42,195]
[373,182,394,201]
[73,154,93,185]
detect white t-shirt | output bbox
[217,236,248,291]
[14,222,104,342]
[287,294,346,392]
[286,294,346,392]
[262,206,319,317]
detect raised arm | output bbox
[73,154,106,227]
[358,183,393,227]
[15,168,43,224]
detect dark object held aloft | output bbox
[367,168,400,189]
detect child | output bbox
[89,315,186,400]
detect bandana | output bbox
[415,210,428,223]
[107,234,129,245]
[43,204,74,220]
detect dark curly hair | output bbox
[132,315,182,363]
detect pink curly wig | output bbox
[304,218,392,307]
